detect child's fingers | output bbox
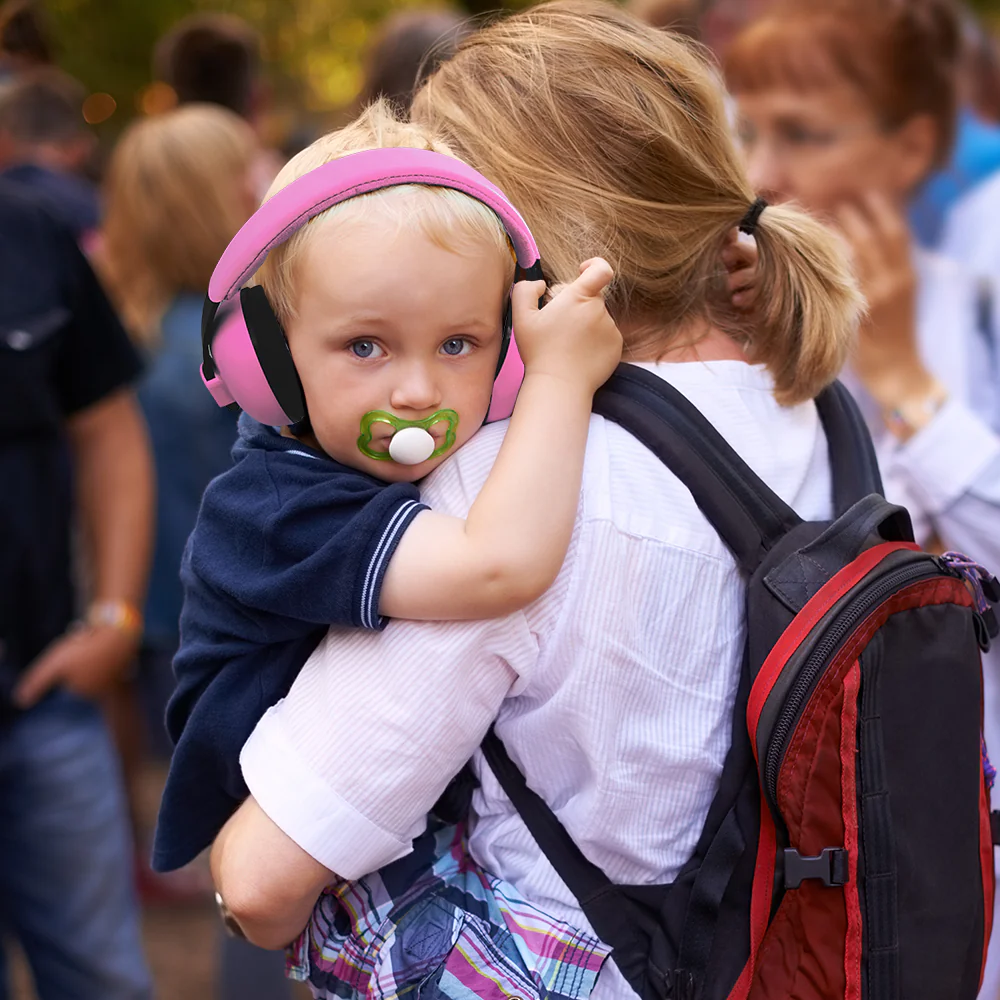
[571,257,614,298]
[511,278,547,316]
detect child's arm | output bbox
[380,258,621,620]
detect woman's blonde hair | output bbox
[412,0,862,405]
[97,103,258,344]
[249,100,515,327]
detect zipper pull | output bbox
[940,553,999,649]
[940,552,998,615]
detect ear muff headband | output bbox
[201,147,541,426]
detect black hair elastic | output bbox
[738,197,768,236]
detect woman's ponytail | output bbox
[740,202,863,406]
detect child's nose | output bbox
[389,363,441,413]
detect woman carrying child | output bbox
[209,2,864,998]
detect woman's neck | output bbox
[620,315,749,365]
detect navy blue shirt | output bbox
[1,164,101,239]
[0,183,142,710]
[152,414,426,871]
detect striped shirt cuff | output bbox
[358,500,428,630]
[241,703,426,879]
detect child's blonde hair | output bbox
[97,103,258,344]
[250,101,516,327]
[412,0,863,405]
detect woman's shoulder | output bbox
[420,422,509,517]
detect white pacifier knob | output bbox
[388,426,436,465]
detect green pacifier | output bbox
[358,409,459,465]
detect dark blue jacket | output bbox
[152,415,425,872]
[0,183,140,711]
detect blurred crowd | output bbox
[2,0,1000,997]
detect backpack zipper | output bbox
[763,555,944,805]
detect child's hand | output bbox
[511,257,622,393]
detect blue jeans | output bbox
[218,931,293,1000]
[0,689,152,1000]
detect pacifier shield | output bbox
[357,408,459,463]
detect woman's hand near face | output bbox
[835,193,942,423]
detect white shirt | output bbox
[841,250,1000,569]
[942,170,1000,285]
[241,359,833,1000]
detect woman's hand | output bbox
[511,257,622,394]
[835,193,941,419]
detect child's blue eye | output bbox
[441,338,470,356]
[351,340,381,359]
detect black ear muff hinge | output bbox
[239,285,308,425]
[201,296,221,379]
[516,259,545,283]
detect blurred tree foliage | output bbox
[40,0,1000,134]
[44,0,521,133]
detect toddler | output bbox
[152,104,622,872]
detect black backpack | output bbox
[480,364,999,1000]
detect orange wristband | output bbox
[86,599,143,636]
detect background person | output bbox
[358,9,471,113]
[0,180,153,1000]
[153,12,281,201]
[94,101,276,995]
[0,0,50,82]
[0,67,99,241]
[724,4,1000,996]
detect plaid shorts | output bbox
[287,821,610,1000]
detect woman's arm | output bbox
[836,192,1000,565]
[379,259,621,620]
[14,390,154,706]
[886,399,1000,567]
[211,796,333,949]
[214,597,537,936]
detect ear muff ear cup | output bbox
[239,285,307,426]
[485,261,544,423]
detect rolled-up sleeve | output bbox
[240,611,539,878]
[889,398,1000,515]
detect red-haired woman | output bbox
[727,4,1000,993]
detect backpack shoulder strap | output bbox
[813,380,884,515]
[593,364,801,576]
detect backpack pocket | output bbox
[748,574,990,1000]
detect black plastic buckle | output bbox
[784,847,849,889]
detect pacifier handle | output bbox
[388,426,436,465]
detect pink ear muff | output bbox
[205,147,540,427]
[201,309,296,427]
